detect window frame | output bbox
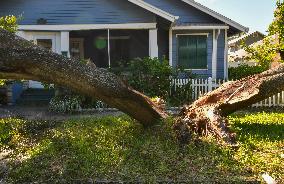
[33,34,56,52]
[70,38,85,60]
[176,33,209,70]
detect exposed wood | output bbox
[0,29,168,125]
[174,64,284,144]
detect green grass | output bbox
[0,112,283,183]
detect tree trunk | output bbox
[0,29,168,125]
[174,64,284,144]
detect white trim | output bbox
[33,34,56,52]
[212,29,218,79]
[184,69,209,71]
[172,25,229,30]
[176,34,209,70]
[169,26,173,66]
[108,29,111,68]
[216,29,221,40]
[149,29,159,58]
[127,0,178,22]
[224,29,228,79]
[18,23,157,31]
[176,33,209,37]
[180,0,249,32]
[60,31,70,57]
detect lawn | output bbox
[0,112,283,183]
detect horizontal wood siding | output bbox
[217,30,225,79]
[0,0,156,25]
[143,0,222,24]
[172,30,213,78]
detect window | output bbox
[70,38,84,60]
[110,36,130,67]
[177,35,207,69]
[36,39,53,50]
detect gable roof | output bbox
[228,31,265,46]
[129,0,248,33]
[181,0,248,32]
[127,0,179,22]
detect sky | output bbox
[195,0,277,34]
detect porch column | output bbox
[212,29,220,79]
[60,31,70,57]
[224,29,229,79]
[169,27,173,66]
[149,29,158,58]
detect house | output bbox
[0,0,248,104]
[228,31,265,67]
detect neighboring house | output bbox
[228,31,265,67]
[0,0,247,89]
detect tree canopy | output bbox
[243,0,284,66]
[269,0,284,58]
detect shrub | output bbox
[228,64,268,80]
[49,95,82,113]
[111,57,194,106]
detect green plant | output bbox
[49,95,82,113]
[169,81,193,106]
[0,15,18,33]
[125,57,173,98]
[269,0,284,60]
[228,64,268,80]
[242,36,279,67]
[240,1,284,69]
[110,57,194,106]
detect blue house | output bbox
[0,0,248,89]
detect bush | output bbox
[228,64,268,80]
[111,57,194,106]
[49,95,82,113]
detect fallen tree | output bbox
[174,65,284,144]
[1,29,284,144]
[0,29,168,125]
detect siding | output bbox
[0,0,156,25]
[143,0,223,24]
[217,30,225,79]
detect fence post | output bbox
[208,77,213,92]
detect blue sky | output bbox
[195,0,277,34]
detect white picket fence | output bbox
[172,77,284,107]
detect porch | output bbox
[17,23,165,89]
[68,29,151,68]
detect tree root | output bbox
[173,105,236,145]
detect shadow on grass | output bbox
[230,112,284,141]
[234,123,284,141]
[3,116,257,183]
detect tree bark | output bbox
[174,64,284,144]
[0,29,168,125]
